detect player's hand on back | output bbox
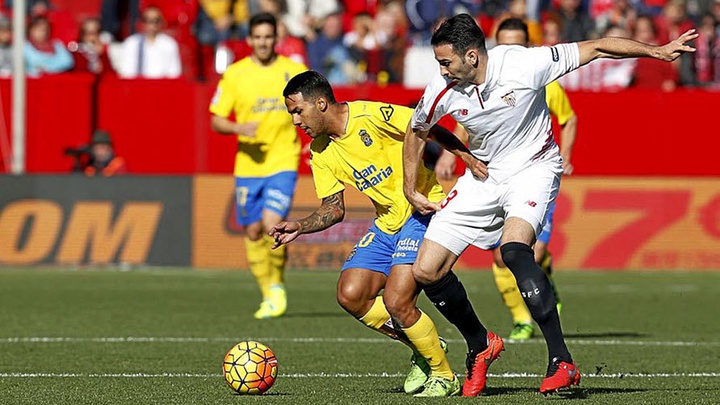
[462,155,488,180]
[269,221,302,248]
[406,190,441,215]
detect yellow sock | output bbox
[245,237,271,300]
[493,263,532,325]
[358,296,412,348]
[403,311,454,380]
[264,234,286,287]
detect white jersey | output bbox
[411,43,581,183]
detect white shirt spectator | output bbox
[118,32,181,79]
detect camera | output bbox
[64,145,90,156]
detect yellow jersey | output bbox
[545,81,575,126]
[310,101,445,234]
[210,55,307,177]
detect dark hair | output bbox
[431,13,486,56]
[249,12,277,36]
[496,18,529,43]
[283,70,337,104]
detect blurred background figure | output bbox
[0,14,11,77]
[100,0,141,42]
[558,25,636,91]
[305,11,351,83]
[24,15,74,76]
[84,130,127,176]
[69,17,116,76]
[118,5,181,78]
[631,14,679,91]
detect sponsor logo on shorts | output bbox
[396,237,420,252]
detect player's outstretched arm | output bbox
[403,125,441,215]
[577,29,698,66]
[269,191,345,249]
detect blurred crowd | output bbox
[0,0,718,89]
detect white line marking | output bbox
[0,372,719,379]
[0,337,717,347]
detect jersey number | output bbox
[358,232,376,248]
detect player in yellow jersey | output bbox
[209,12,307,320]
[435,17,579,341]
[270,70,485,397]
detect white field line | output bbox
[1,372,719,379]
[0,336,718,347]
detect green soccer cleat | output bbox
[403,337,448,394]
[509,323,534,340]
[413,375,461,397]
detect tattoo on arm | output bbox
[298,191,345,234]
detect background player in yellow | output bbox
[209,12,307,319]
[270,70,485,397]
[434,17,579,341]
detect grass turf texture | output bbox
[0,268,718,404]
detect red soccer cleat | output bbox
[462,331,504,396]
[539,359,581,394]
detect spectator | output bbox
[0,15,11,77]
[691,13,720,86]
[344,11,387,80]
[489,0,544,46]
[655,0,694,43]
[117,6,181,78]
[24,16,74,76]
[594,0,638,35]
[69,17,116,76]
[26,0,77,44]
[280,0,341,40]
[559,25,637,90]
[276,19,306,64]
[632,14,680,90]
[100,0,142,41]
[555,0,596,41]
[375,0,408,83]
[194,0,249,46]
[84,130,127,176]
[542,16,562,45]
[306,11,358,84]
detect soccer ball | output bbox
[222,341,278,395]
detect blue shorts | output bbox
[342,212,432,276]
[234,171,297,226]
[490,201,555,249]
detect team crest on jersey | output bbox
[380,104,394,121]
[359,129,373,146]
[284,72,290,81]
[501,91,516,107]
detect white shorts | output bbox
[425,160,562,255]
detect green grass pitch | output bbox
[0,268,718,404]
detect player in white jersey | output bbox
[403,13,697,396]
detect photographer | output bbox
[66,130,126,176]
